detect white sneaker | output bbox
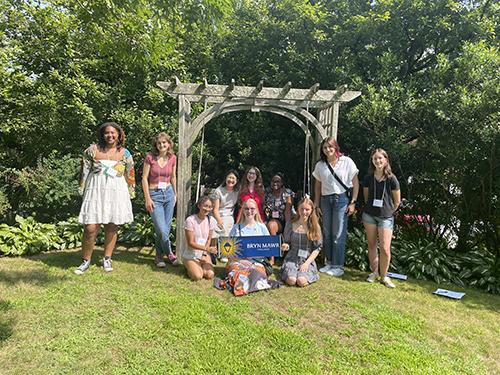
[381,276,396,288]
[103,258,113,272]
[319,264,332,273]
[156,261,166,268]
[327,267,344,277]
[366,272,379,283]
[74,259,91,275]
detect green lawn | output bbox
[0,247,499,374]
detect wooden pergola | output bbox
[156,77,361,258]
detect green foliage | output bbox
[120,213,156,246]
[0,215,62,255]
[345,226,370,272]
[0,188,10,218]
[56,217,83,250]
[458,251,500,294]
[391,235,460,285]
[2,152,80,222]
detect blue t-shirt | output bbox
[229,222,270,237]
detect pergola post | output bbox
[175,95,191,259]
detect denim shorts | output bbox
[362,212,394,229]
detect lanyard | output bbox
[373,176,386,200]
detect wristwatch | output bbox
[350,200,357,205]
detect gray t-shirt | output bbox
[212,186,239,217]
[362,174,400,218]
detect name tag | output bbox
[272,210,280,219]
[196,238,206,246]
[106,168,117,177]
[158,181,168,189]
[298,249,308,258]
[373,199,383,207]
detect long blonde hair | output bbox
[237,198,263,224]
[292,197,321,241]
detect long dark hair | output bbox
[368,148,393,179]
[98,122,125,150]
[319,137,343,161]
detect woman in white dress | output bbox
[74,122,135,274]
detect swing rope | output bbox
[303,101,311,198]
[195,99,208,202]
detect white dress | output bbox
[78,159,134,225]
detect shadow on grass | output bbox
[28,246,191,279]
[0,300,14,344]
[0,268,67,286]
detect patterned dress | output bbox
[78,144,135,225]
[264,187,294,226]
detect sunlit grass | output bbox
[0,247,498,374]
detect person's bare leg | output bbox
[82,224,100,260]
[103,223,118,258]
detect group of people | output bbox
[75,122,401,290]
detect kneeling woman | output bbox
[183,196,217,281]
[220,199,278,296]
[280,197,322,287]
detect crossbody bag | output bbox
[325,161,353,201]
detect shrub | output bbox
[345,227,370,272]
[3,152,80,222]
[0,215,62,255]
[458,250,500,294]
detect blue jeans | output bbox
[149,187,175,258]
[321,193,349,268]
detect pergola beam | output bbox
[156,80,360,104]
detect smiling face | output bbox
[298,201,313,220]
[322,140,337,159]
[371,152,388,171]
[246,168,257,183]
[242,200,258,220]
[155,136,171,155]
[225,172,238,188]
[270,175,283,191]
[198,199,213,217]
[103,126,119,147]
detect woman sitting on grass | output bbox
[280,197,322,287]
[183,196,217,281]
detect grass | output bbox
[0,247,499,374]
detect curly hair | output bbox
[98,122,125,150]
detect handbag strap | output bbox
[325,161,350,192]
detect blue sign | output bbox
[218,235,282,258]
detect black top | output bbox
[362,174,400,218]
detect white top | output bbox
[312,156,359,196]
[211,186,239,217]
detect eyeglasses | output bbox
[247,171,256,175]
[243,207,256,211]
